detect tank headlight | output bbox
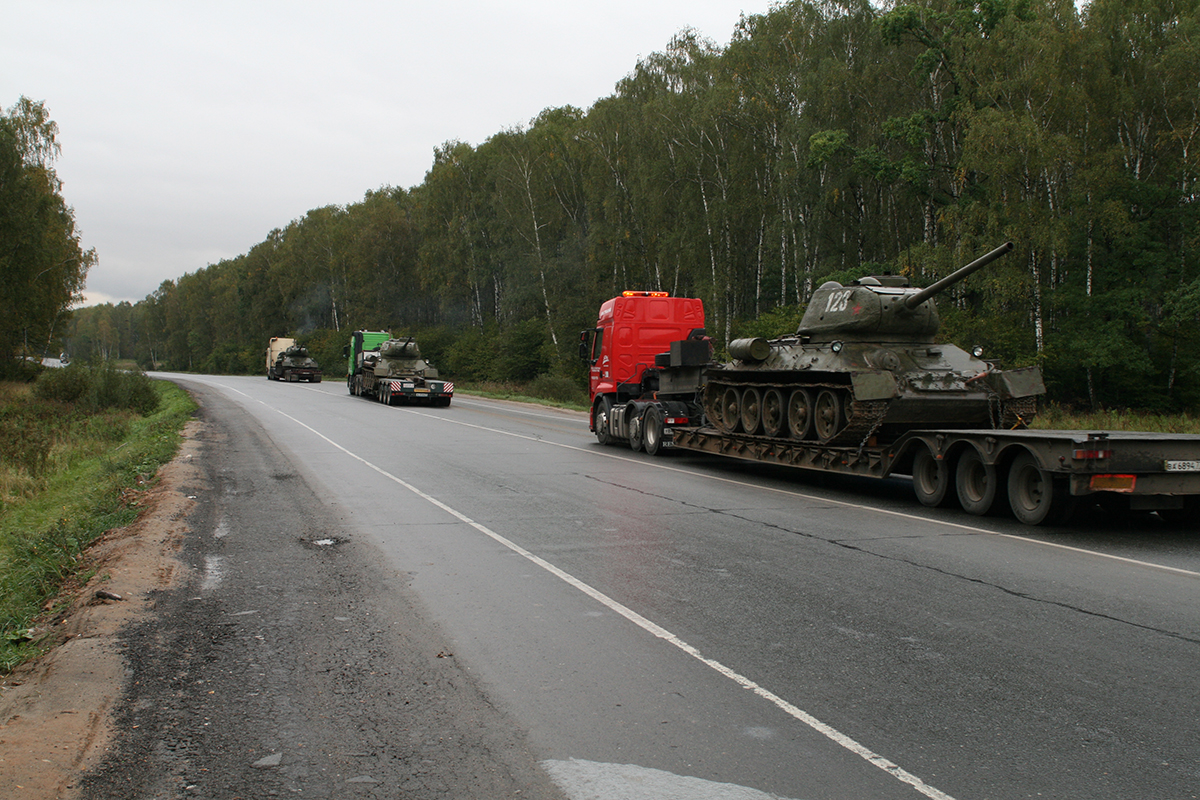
[831,341,843,353]
[972,345,984,358]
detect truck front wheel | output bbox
[593,397,614,446]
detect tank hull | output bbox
[704,338,1042,446]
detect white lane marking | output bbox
[542,758,805,800]
[218,390,958,800]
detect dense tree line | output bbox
[68,0,1200,411]
[1,98,93,375]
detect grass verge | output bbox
[0,378,196,672]
[1032,403,1200,434]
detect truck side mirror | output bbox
[578,330,591,362]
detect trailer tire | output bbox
[956,448,1000,515]
[594,397,614,446]
[644,406,665,455]
[913,446,953,507]
[1008,451,1076,525]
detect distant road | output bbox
[84,374,1200,799]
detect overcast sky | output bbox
[3,1,775,307]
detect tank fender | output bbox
[986,365,1046,399]
[850,370,899,401]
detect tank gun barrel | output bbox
[903,241,1014,309]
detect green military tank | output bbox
[703,242,1043,446]
[347,332,453,406]
[271,343,322,383]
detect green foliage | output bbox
[731,304,807,341]
[34,362,160,415]
[0,380,195,670]
[62,0,1200,413]
[0,99,93,364]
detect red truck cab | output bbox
[580,291,707,446]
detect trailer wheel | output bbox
[1007,451,1076,525]
[593,397,614,445]
[956,448,1000,515]
[762,388,785,437]
[912,446,953,507]
[643,406,665,455]
[740,387,762,435]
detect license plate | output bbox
[1164,460,1200,472]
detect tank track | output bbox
[996,395,1038,429]
[703,379,888,447]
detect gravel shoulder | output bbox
[0,387,565,800]
[0,421,199,798]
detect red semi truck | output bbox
[580,290,1200,526]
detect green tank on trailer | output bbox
[705,242,1043,446]
[345,330,453,406]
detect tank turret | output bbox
[369,337,438,380]
[704,242,1043,445]
[797,241,1013,343]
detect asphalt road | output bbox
[82,374,1200,799]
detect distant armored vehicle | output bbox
[266,337,322,383]
[345,330,453,406]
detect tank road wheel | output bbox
[1007,452,1077,526]
[720,386,742,433]
[628,406,644,452]
[912,445,953,508]
[787,389,812,440]
[740,387,762,435]
[593,397,614,446]
[761,388,785,438]
[643,405,665,456]
[813,389,843,443]
[956,448,1000,515]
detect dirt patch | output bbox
[0,421,202,799]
